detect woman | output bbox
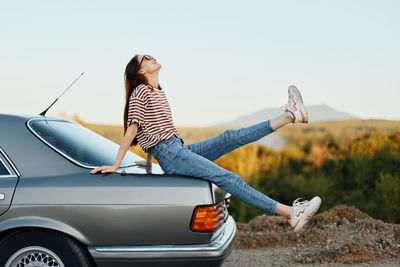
[90,54,321,232]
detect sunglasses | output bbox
[138,55,156,70]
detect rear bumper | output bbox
[88,215,237,267]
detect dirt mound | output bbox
[307,204,370,229]
[234,205,400,264]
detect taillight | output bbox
[190,201,228,232]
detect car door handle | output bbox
[0,193,4,200]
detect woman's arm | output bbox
[146,152,153,167]
[90,123,138,174]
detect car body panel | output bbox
[0,177,18,216]
[0,147,20,216]
[1,171,217,245]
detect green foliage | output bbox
[229,130,400,223]
[373,173,400,223]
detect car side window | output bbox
[0,158,10,175]
[0,148,13,176]
[0,147,20,177]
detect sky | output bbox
[1,0,399,127]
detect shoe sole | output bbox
[293,197,321,232]
[288,85,304,104]
[288,85,308,123]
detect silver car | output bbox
[0,113,236,267]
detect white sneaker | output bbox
[284,85,308,123]
[287,196,321,232]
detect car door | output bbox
[0,147,20,216]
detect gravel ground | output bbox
[221,205,400,266]
[222,249,400,267]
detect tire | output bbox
[0,229,94,267]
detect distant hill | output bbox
[215,104,357,127]
[178,119,400,150]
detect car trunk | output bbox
[9,167,229,246]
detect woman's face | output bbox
[137,54,161,75]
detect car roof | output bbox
[0,113,83,177]
[0,113,74,123]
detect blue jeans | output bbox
[148,120,279,215]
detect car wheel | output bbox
[0,229,94,267]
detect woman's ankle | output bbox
[275,203,292,217]
[270,112,293,130]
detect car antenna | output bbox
[39,72,85,116]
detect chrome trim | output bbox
[0,175,18,179]
[88,215,236,259]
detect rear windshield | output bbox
[29,119,142,168]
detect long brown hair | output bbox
[123,55,147,146]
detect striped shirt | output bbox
[126,84,180,152]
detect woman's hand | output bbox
[90,165,118,174]
[135,152,153,167]
[135,160,150,167]
[89,123,138,175]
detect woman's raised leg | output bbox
[186,112,292,161]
